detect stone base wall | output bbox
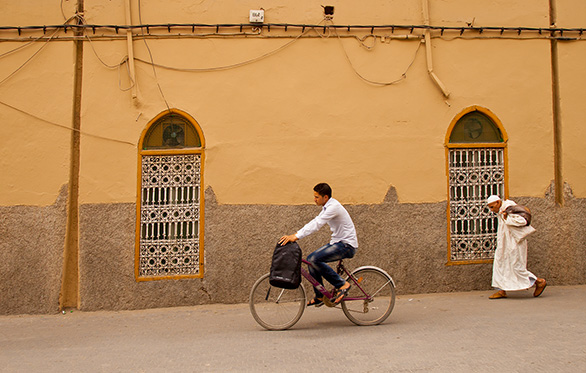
[0,186,67,315]
[76,186,586,312]
[1,185,584,314]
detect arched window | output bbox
[445,106,508,264]
[135,109,205,280]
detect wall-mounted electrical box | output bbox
[249,10,265,23]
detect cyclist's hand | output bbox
[279,234,298,245]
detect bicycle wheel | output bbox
[342,267,395,326]
[249,273,306,330]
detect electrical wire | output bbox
[83,36,121,69]
[138,0,171,112]
[87,37,136,91]
[0,14,81,87]
[132,27,311,73]
[106,17,419,87]
[3,10,578,94]
[0,28,61,87]
[0,11,135,146]
[0,10,133,92]
[1,22,583,37]
[73,9,139,93]
[326,19,423,86]
[83,26,137,92]
[0,34,51,59]
[118,56,136,91]
[60,0,69,21]
[0,98,136,146]
[130,5,323,96]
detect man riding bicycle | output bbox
[279,183,358,307]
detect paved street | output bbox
[1,285,585,372]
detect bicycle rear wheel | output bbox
[342,267,395,326]
[249,273,306,330]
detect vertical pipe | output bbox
[60,0,84,311]
[549,0,564,205]
[422,0,450,98]
[125,0,138,99]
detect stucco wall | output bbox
[1,183,584,314]
[0,186,67,314]
[72,186,585,313]
[2,0,585,208]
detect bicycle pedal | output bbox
[322,297,336,308]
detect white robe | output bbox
[492,200,537,291]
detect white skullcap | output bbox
[486,195,501,204]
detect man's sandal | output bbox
[489,290,507,299]
[307,297,324,307]
[333,285,352,305]
[534,280,547,297]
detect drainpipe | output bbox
[549,0,563,206]
[422,0,450,98]
[60,0,84,311]
[125,0,138,99]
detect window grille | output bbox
[448,148,504,261]
[138,154,201,277]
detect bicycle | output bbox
[249,258,396,330]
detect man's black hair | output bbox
[313,183,332,198]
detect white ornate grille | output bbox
[139,154,201,277]
[448,148,504,261]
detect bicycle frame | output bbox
[250,258,396,329]
[300,258,371,302]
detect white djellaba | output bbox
[488,196,537,291]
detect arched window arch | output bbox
[135,109,205,280]
[445,106,508,265]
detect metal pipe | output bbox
[549,0,563,205]
[422,0,450,97]
[125,0,137,99]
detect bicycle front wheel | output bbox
[249,273,306,330]
[342,267,395,326]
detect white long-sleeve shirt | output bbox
[296,198,358,248]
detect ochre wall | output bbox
[2,0,585,207]
[557,0,586,197]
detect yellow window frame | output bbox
[445,106,508,265]
[135,109,206,281]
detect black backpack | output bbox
[269,241,302,289]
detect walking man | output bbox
[486,195,547,299]
[279,183,357,307]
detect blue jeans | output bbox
[307,241,356,298]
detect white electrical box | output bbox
[249,10,264,23]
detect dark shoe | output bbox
[489,290,507,299]
[534,279,547,297]
[333,285,351,305]
[307,297,324,307]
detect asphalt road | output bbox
[1,285,585,372]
